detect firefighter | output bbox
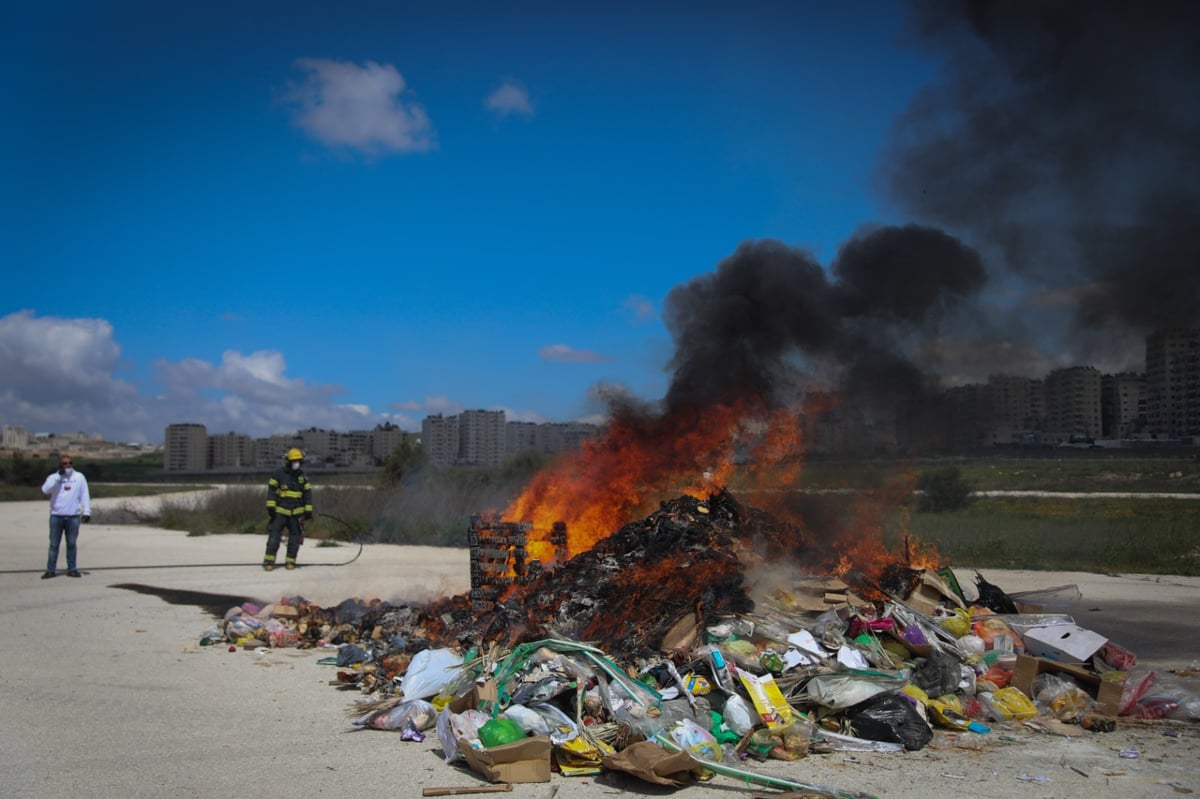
[263,448,313,571]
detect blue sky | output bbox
[3,1,1024,444]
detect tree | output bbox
[916,466,974,512]
[380,439,426,487]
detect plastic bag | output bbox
[1118,667,1157,716]
[669,718,721,761]
[1153,674,1200,722]
[979,687,1037,721]
[912,650,961,697]
[746,717,813,761]
[336,643,372,667]
[973,617,1018,652]
[530,701,581,745]
[435,706,489,763]
[1032,674,1094,722]
[225,614,264,641]
[478,717,526,747]
[941,608,972,638]
[501,703,551,735]
[355,698,437,731]
[846,693,933,751]
[401,648,465,700]
[803,670,909,710]
[720,693,757,736]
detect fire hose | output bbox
[0,511,366,574]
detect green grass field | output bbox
[892,496,1200,575]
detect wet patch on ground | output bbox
[111,583,260,617]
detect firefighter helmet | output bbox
[285,448,304,461]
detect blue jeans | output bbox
[47,514,81,573]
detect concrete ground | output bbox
[1,490,1197,799]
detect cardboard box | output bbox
[1010,654,1122,716]
[456,736,552,783]
[449,678,499,716]
[1022,624,1107,663]
[905,570,966,616]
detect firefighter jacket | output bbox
[266,467,313,518]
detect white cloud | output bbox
[0,311,400,443]
[538,343,610,363]
[485,80,534,117]
[622,294,657,324]
[283,58,436,155]
[390,394,463,415]
[0,311,145,437]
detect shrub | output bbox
[917,466,974,512]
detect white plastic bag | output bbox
[401,648,465,700]
[721,693,758,736]
[501,703,551,735]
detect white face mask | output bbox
[290,461,300,471]
[62,467,74,477]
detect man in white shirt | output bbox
[41,454,91,578]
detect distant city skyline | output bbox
[6,325,1197,455]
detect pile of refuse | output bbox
[206,490,1200,794]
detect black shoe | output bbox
[41,572,56,579]
[67,571,82,578]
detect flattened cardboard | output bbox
[1011,654,1121,716]
[906,570,966,616]
[456,736,552,784]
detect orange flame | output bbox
[503,392,940,577]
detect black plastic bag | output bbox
[974,570,1019,614]
[911,649,961,697]
[846,693,933,751]
[336,643,372,667]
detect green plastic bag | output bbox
[478,717,525,748]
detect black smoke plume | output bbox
[662,225,986,415]
[881,0,1200,355]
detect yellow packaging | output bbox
[554,735,615,777]
[738,670,795,729]
[941,608,972,637]
[987,687,1037,721]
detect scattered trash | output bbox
[197,490,1195,793]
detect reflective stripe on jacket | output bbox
[266,468,313,516]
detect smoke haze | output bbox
[880,0,1200,366]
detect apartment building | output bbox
[2,424,30,450]
[371,423,413,460]
[1101,372,1146,439]
[164,423,208,471]
[1146,328,1200,439]
[422,414,460,467]
[1043,366,1102,441]
[208,432,255,469]
[458,410,506,467]
[254,435,301,468]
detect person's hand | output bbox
[58,467,67,477]
[267,508,276,520]
[303,512,313,523]
[82,515,91,524]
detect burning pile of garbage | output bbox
[210,490,1198,793]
